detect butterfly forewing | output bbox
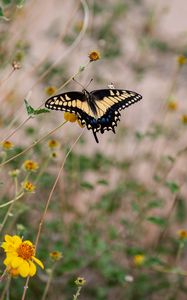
[91,89,142,117]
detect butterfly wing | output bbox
[90,89,142,133]
[45,91,86,113]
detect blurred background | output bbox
[0,0,187,299]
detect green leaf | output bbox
[79,65,85,72]
[131,202,140,212]
[175,196,186,224]
[34,108,50,115]
[2,0,12,5]
[97,179,109,185]
[80,181,94,190]
[24,99,50,116]
[16,0,25,8]
[165,181,180,194]
[135,131,145,141]
[24,99,35,115]
[0,6,9,20]
[146,199,164,209]
[147,216,167,228]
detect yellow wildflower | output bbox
[88,50,101,62]
[45,86,57,96]
[23,160,39,172]
[50,152,58,159]
[48,139,60,149]
[22,181,36,192]
[1,235,44,278]
[177,229,187,239]
[181,114,187,124]
[167,100,178,111]
[133,254,145,266]
[75,277,86,286]
[64,112,78,122]
[177,55,187,66]
[50,251,63,261]
[1,140,14,150]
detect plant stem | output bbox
[41,264,56,300]
[73,287,82,300]
[0,121,67,168]
[0,276,11,300]
[21,129,85,300]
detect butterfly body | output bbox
[45,88,142,143]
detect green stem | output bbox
[73,287,82,300]
[41,264,56,300]
[34,156,51,185]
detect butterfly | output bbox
[45,88,142,143]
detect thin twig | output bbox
[0,121,67,168]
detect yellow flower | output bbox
[88,50,101,62]
[64,112,78,122]
[1,140,14,150]
[23,160,39,172]
[50,251,63,261]
[181,114,187,124]
[45,86,57,96]
[50,152,58,159]
[177,55,187,66]
[167,100,178,111]
[22,181,36,192]
[133,254,145,266]
[48,139,60,149]
[75,277,86,286]
[1,235,44,278]
[177,229,187,239]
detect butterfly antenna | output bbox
[85,78,93,89]
[73,77,87,91]
[92,130,99,143]
[73,77,93,92]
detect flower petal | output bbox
[4,235,13,243]
[24,240,33,247]
[18,261,30,277]
[4,257,12,266]
[11,257,23,268]
[32,257,44,269]
[12,235,22,246]
[29,261,36,277]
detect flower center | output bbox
[17,242,35,260]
